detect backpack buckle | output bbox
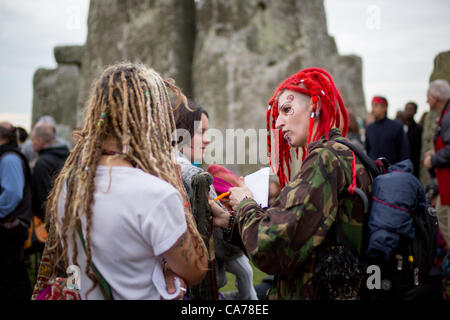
[395,254,403,271]
[413,267,419,286]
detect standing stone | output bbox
[54,45,84,66]
[40,0,370,177]
[429,50,450,83]
[76,0,196,124]
[193,0,366,175]
[32,45,83,142]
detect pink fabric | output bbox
[36,286,51,300]
[212,176,235,195]
[207,164,240,196]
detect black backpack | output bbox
[334,139,439,299]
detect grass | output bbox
[220,259,268,293]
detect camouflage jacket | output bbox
[232,129,372,299]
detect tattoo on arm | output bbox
[174,232,192,264]
[174,232,187,249]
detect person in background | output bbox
[30,122,70,221]
[174,100,258,300]
[15,127,28,146]
[423,79,450,248]
[365,96,410,165]
[402,101,423,178]
[268,178,281,207]
[347,111,365,152]
[0,122,33,300]
[21,116,71,167]
[207,164,259,300]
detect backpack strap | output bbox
[77,223,114,300]
[323,140,371,215]
[64,170,113,300]
[322,139,375,259]
[333,139,381,180]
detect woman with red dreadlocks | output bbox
[210,68,373,299]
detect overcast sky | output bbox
[0,0,449,131]
[0,0,89,130]
[325,0,450,121]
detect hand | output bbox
[424,154,433,169]
[229,177,253,210]
[208,200,231,229]
[164,266,187,300]
[424,150,434,157]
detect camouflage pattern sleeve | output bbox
[235,146,347,275]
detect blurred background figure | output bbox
[30,121,69,221]
[268,178,280,207]
[207,164,258,300]
[423,79,450,248]
[15,127,28,147]
[174,100,257,300]
[365,96,410,164]
[395,110,404,123]
[0,121,33,301]
[347,111,365,152]
[21,115,71,168]
[402,102,423,178]
[365,112,375,127]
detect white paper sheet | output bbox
[244,167,270,208]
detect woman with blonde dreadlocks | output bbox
[34,63,207,300]
[209,68,373,299]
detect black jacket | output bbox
[365,117,410,165]
[32,143,69,220]
[405,121,423,178]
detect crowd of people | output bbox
[0,62,449,300]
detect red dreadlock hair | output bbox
[266,68,349,189]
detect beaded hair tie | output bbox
[97,112,107,126]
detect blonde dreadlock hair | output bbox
[44,62,205,297]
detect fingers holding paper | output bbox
[229,183,254,210]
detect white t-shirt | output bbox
[57,165,187,300]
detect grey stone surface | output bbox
[32,0,367,176]
[192,0,366,174]
[54,45,84,66]
[76,0,196,124]
[429,50,450,83]
[32,65,81,137]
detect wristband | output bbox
[222,212,235,237]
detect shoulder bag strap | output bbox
[77,223,114,300]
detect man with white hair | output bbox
[424,79,450,246]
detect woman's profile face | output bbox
[188,113,210,163]
[275,90,312,148]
